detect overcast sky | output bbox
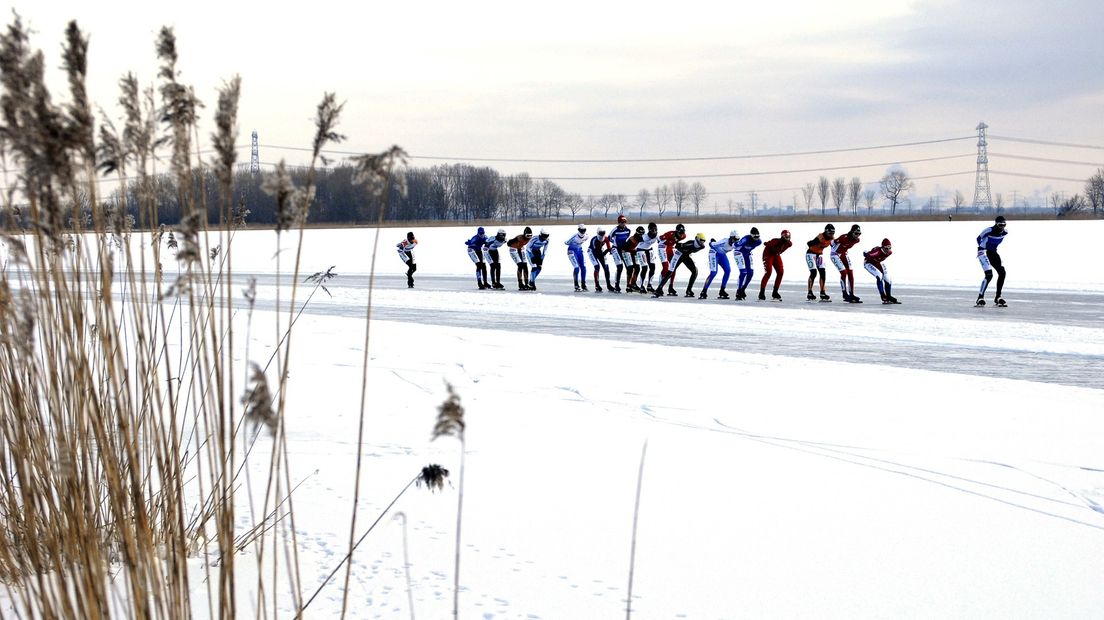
[10,0,1104,210]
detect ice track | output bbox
[244,274,1104,390]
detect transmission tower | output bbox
[250,130,260,175]
[972,121,992,212]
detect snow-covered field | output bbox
[4,218,1104,618]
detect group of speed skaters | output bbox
[395,214,1010,307]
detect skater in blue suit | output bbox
[525,228,551,290]
[976,215,1009,307]
[699,230,739,299]
[465,226,490,289]
[732,227,762,300]
[565,224,589,291]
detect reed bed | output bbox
[0,15,415,618]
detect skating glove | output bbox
[976,247,984,257]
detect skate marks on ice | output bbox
[706,417,1104,531]
[360,282,1104,390]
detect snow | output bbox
[2,218,1103,618]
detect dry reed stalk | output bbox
[625,440,648,619]
[432,382,467,620]
[0,15,307,619]
[338,142,407,615]
[299,464,449,617]
[0,13,416,619]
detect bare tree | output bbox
[847,177,861,215]
[817,176,830,216]
[654,184,671,216]
[614,193,628,216]
[690,182,708,217]
[598,193,616,217]
[831,177,846,216]
[636,188,650,218]
[584,196,597,219]
[801,183,815,214]
[565,192,585,219]
[671,180,689,216]
[1057,194,1087,217]
[953,189,965,214]
[879,169,913,216]
[1085,168,1104,216]
[863,189,877,214]
[1050,192,1063,214]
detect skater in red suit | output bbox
[757,229,792,301]
[657,223,687,296]
[863,238,899,304]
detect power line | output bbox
[650,170,977,199]
[988,170,1090,183]
[256,136,975,164]
[988,152,1103,167]
[990,135,1104,151]
[515,154,972,181]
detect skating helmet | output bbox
[597,227,606,235]
[496,229,506,239]
[539,228,550,238]
[647,222,658,233]
[578,223,587,233]
[750,227,760,238]
[477,226,485,235]
[729,229,740,239]
[675,223,686,235]
[524,226,533,238]
[781,229,791,240]
[824,224,835,233]
[695,232,706,243]
[850,224,861,235]
[635,226,645,235]
[406,231,415,241]
[617,214,628,225]
[881,238,892,250]
[995,215,1007,227]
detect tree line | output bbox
[8,162,1101,231]
[81,164,715,227]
